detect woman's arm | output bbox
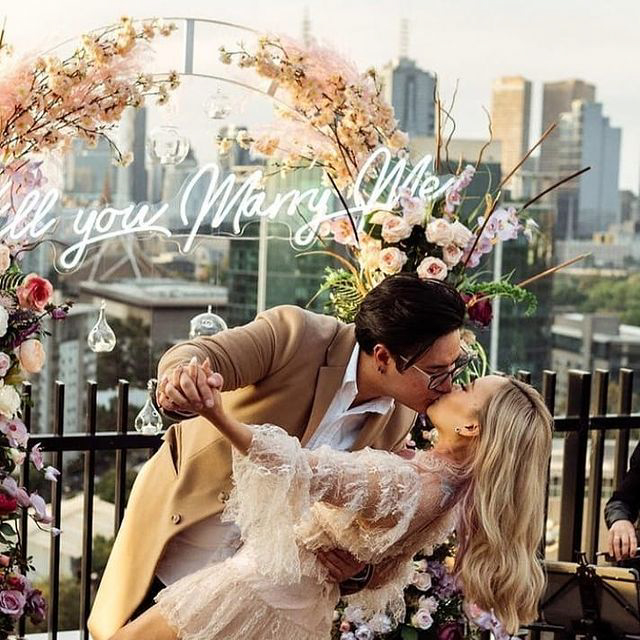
[195,368,253,455]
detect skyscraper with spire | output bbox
[381,20,435,138]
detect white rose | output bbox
[359,235,382,270]
[450,220,474,248]
[0,245,11,274]
[0,382,21,418]
[425,219,454,246]
[378,247,408,274]
[412,570,433,591]
[381,216,412,243]
[416,257,448,281]
[442,243,464,267]
[0,306,7,338]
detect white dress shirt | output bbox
[155,344,394,585]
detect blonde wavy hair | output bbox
[455,378,553,633]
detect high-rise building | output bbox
[490,76,531,183]
[539,79,596,175]
[381,57,436,137]
[555,100,621,239]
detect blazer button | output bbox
[218,491,230,503]
[171,513,182,524]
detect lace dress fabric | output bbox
[155,425,466,640]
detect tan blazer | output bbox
[88,305,416,640]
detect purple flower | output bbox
[51,308,67,320]
[29,492,53,525]
[0,589,26,617]
[43,466,60,483]
[26,588,46,624]
[30,443,44,470]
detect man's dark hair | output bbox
[354,274,466,371]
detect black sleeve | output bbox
[605,441,640,529]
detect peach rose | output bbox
[378,247,408,274]
[425,219,454,247]
[442,243,464,267]
[0,245,10,275]
[18,339,46,373]
[381,216,412,243]
[16,274,53,312]
[359,234,382,270]
[416,257,448,281]
[450,220,474,248]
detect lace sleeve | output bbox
[221,424,313,584]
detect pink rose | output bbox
[463,293,493,327]
[442,244,463,267]
[412,570,433,591]
[437,622,464,640]
[410,608,434,629]
[0,352,11,377]
[426,219,454,247]
[450,221,474,248]
[16,274,53,311]
[0,589,26,617]
[381,216,412,243]
[358,234,382,270]
[18,340,45,374]
[378,248,408,275]
[0,245,11,274]
[416,257,448,281]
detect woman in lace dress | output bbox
[113,372,552,640]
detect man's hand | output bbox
[608,519,638,561]
[316,548,367,583]
[157,357,221,414]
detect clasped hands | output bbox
[156,357,369,585]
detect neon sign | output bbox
[0,147,454,271]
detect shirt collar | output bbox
[342,344,394,415]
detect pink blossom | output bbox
[1,476,28,506]
[400,194,426,227]
[410,608,434,629]
[412,570,433,591]
[378,247,408,274]
[0,418,28,448]
[426,219,454,247]
[442,244,463,267]
[381,215,412,243]
[29,493,53,525]
[0,589,26,617]
[30,443,44,470]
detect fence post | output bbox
[557,370,591,561]
[48,382,65,640]
[18,382,32,640]
[540,371,557,558]
[585,370,608,561]
[114,379,130,535]
[613,368,633,489]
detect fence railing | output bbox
[18,369,640,639]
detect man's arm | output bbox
[157,305,308,415]
[605,442,640,529]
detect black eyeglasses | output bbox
[400,348,478,390]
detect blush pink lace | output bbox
[155,424,466,640]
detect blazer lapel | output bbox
[301,323,357,446]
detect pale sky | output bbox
[3,0,639,192]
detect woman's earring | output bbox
[454,427,462,434]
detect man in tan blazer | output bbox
[89,275,467,640]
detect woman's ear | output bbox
[457,424,480,438]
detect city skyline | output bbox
[2,0,639,192]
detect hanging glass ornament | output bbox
[87,300,117,353]
[189,305,228,338]
[146,125,190,165]
[203,88,232,120]
[134,379,164,435]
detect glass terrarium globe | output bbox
[203,88,232,120]
[134,379,164,435]
[189,306,228,338]
[87,301,117,353]
[146,125,190,165]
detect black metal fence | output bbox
[17,369,640,639]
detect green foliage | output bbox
[317,268,364,323]
[462,280,538,315]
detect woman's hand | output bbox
[157,356,220,414]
